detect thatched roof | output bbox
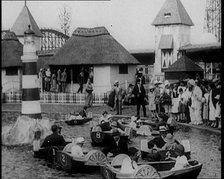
[1,32,23,68]
[11,6,42,37]
[48,27,140,65]
[152,0,194,26]
[164,55,203,72]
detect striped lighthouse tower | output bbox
[21,25,41,119]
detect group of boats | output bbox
[33,114,203,178]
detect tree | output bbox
[58,4,72,36]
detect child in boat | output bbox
[169,144,189,171]
[63,138,76,153]
[167,113,177,135]
[71,137,85,158]
[99,111,111,124]
[161,133,178,151]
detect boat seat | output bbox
[111,154,129,167]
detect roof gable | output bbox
[152,0,194,26]
[164,55,203,72]
[11,6,42,37]
[49,27,140,65]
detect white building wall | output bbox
[93,65,111,93]
[110,65,136,90]
[1,69,22,93]
[154,25,191,76]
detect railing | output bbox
[2,92,109,104]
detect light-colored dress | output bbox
[148,91,156,111]
[203,93,209,120]
[209,90,216,121]
[171,155,189,171]
[172,89,179,113]
[71,145,84,158]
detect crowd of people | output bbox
[147,76,221,129]
[38,68,68,93]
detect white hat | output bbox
[76,137,85,144]
[188,79,195,86]
[131,116,137,122]
[214,94,220,100]
[149,84,155,89]
[159,126,168,132]
[164,80,170,86]
[114,80,119,84]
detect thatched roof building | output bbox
[48,26,140,66]
[1,31,23,68]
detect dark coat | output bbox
[41,133,66,148]
[108,90,115,108]
[148,135,166,149]
[102,136,129,156]
[133,84,146,101]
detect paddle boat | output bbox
[100,154,173,179]
[65,113,92,126]
[100,154,202,179]
[56,149,109,173]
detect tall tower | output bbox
[203,0,221,42]
[152,0,194,77]
[11,3,42,50]
[21,25,41,119]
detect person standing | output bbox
[77,71,84,93]
[188,79,203,125]
[114,81,124,115]
[85,78,93,107]
[148,84,156,118]
[133,78,147,117]
[51,73,57,92]
[57,69,62,92]
[45,68,51,92]
[61,68,67,93]
[161,80,172,115]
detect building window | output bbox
[164,12,171,18]
[119,65,128,74]
[5,67,18,76]
[161,50,173,69]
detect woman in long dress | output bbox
[208,83,216,126]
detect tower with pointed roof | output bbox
[11,2,42,51]
[152,0,193,77]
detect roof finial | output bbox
[25,0,27,7]
[28,25,31,30]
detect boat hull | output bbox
[65,117,92,125]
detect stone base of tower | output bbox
[2,115,53,146]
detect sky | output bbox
[2,0,206,51]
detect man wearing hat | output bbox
[133,78,147,117]
[41,124,66,148]
[102,130,129,157]
[147,126,168,150]
[188,79,203,125]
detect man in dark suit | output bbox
[41,124,66,148]
[133,78,147,117]
[102,131,129,157]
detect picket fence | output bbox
[2,92,109,104]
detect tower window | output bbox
[164,13,171,18]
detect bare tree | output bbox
[58,4,72,36]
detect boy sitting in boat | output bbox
[99,111,112,124]
[71,137,85,158]
[168,144,189,171]
[41,124,66,148]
